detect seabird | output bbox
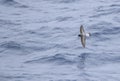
[78,25,91,48]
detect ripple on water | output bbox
[25,54,75,65]
[89,21,118,41]
[55,16,73,22]
[44,0,78,4]
[90,4,120,18]
[0,41,23,50]
[0,19,20,26]
[0,41,33,55]
[0,0,28,8]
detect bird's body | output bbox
[78,25,90,48]
[85,33,90,37]
[78,33,90,37]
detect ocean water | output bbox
[0,0,120,81]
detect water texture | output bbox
[0,0,120,81]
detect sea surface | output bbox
[0,0,120,81]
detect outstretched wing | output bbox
[81,35,86,48]
[79,25,86,48]
[80,25,85,35]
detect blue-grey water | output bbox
[0,0,120,81]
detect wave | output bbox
[102,26,120,35]
[77,53,89,69]
[55,16,73,22]
[44,0,78,4]
[0,41,52,52]
[57,0,78,3]
[0,19,20,26]
[25,54,75,65]
[90,4,120,18]
[78,52,120,68]
[0,0,28,8]
[0,41,23,50]
[89,21,120,42]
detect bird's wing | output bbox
[81,35,86,48]
[80,25,85,35]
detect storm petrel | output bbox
[78,25,90,48]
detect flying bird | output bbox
[78,25,91,48]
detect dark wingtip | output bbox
[80,25,83,28]
[81,25,83,26]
